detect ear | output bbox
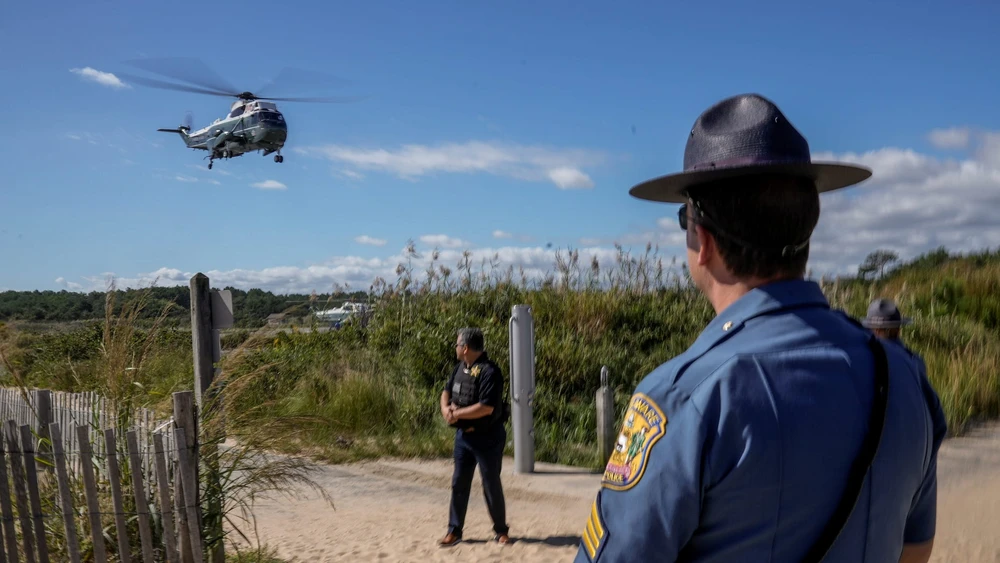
[694,224,715,266]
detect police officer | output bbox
[438,327,510,547]
[575,94,947,563]
[863,298,915,344]
[863,299,932,389]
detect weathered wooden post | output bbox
[596,366,615,466]
[173,391,197,563]
[189,274,231,563]
[32,390,53,473]
[190,274,214,409]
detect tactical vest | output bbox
[449,360,506,431]
[450,363,479,409]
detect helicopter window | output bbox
[247,114,259,126]
[259,111,285,123]
[228,106,245,118]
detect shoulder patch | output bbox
[601,393,667,491]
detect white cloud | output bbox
[175,175,198,183]
[252,180,287,191]
[804,137,1000,276]
[355,235,387,246]
[295,140,607,189]
[70,67,129,89]
[419,234,469,249]
[976,132,1000,168]
[55,277,83,291]
[547,167,594,189]
[927,127,971,150]
[74,126,1000,294]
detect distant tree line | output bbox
[0,285,368,327]
[0,245,991,328]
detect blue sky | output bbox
[3,0,1000,293]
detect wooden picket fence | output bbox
[0,387,209,563]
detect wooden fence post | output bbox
[48,424,81,563]
[19,425,49,563]
[126,430,156,563]
[596,366,615,466]
[0,427,19,562]
[173,391,198,563]
[173,431,205,563]
[153,433,180,563]
[189,273,229,563]
[32,390,53,473]
[76,425,107,563]
[103,429,132,563]
[190,273,215,411]
[6,420,36,563]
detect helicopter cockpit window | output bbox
[259,111,285,124]
[228,106,246,118]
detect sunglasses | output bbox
[677,203,690,231]
[677,200,807,256]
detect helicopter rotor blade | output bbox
[117,72,238,98]
[122,57,240,97]
[254,67,353,99]
[256,95,368,103]
[119,56,367,105]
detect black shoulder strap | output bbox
[802,334,890,563]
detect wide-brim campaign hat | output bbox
[629,93,873,203]
[861,298,912,329]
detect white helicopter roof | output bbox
[222,100,280,120]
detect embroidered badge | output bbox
[601,393,667,491]
[470,365,481,378]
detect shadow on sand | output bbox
[510,535,582,547]
[448,535,582,548]
[525,468,603,476]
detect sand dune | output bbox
[240,423,1000,562]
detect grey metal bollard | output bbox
[596,366,615,466]
[509,304,536,474]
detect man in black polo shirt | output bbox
[438,327,510,547]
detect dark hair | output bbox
[685,174,820,279]
[457,327,485,352]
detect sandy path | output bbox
[241,423,1000,562]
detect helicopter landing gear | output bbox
[208,161,213,170]
[274,153,284,163]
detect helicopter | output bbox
[118,57,363,169]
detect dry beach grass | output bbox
[2,246,999,560]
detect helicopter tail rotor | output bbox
[183,111,193,132]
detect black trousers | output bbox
[447,424,509,537]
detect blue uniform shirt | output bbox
[576,279,947,562]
